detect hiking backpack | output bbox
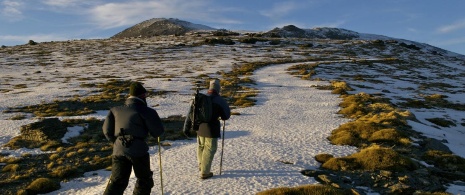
[190,92,213,131]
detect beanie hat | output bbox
[129,82,147,96]
[209,79,221,93]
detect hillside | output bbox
[111,18,215,38]
[1,23,465,194]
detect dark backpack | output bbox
[190,92,213,130]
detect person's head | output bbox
[129,82,147,98]
[209,79,221,93]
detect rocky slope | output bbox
[112,18,215,38]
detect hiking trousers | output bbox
[197,136,218,175]
[103,154,154,195]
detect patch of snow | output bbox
[62,125,86,144]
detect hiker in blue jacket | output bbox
[102,82,164,195]
[183,79,231,179]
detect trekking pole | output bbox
[158,137,164,194]
[219,120,226,175]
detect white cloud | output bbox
[41,0,101,8]
[437,19,465,34]
[88,0,216,29]
[311,20,346,28]
[260,1,298,19]
[434,37,465,47]
[407,28,418,33]
[1,0,24,20]
[41,0,82,7]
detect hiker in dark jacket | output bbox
[102,82,164,195]
[183,79,231,179]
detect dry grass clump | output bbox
[330,120,411,147]
[2,163,20,172]
[49,153,60,161]
[414,192,454,195]
[322,145,415,172]
[329,121,378,147]
[338,92,373,118]
[0,156,21,164]
[423,150,465,172]
[331,80,353,93]
[9,114,26,120]
[330,92,412,147]
[368,128,410,145]
[23,177,61,194]
[286,63,320,80]
[360,110,413,127]
[256,184,351,195]
[425,118,456,127]
[3,136,42,149]
[400,94,465,111]
[315,154,334,163]
[50,165,79,178]
[40,140,61,151]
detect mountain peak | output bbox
[111,18,215,39]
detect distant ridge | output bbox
[112,18,384,41]
[111,18,456,57]
[262,25,360,40]
[112,18,215,38]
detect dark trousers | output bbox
[104,154,154,195]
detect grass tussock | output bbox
[9,114,26,120]
[330,92,413,147]
[425,118,456,127]
[399,94,465,111]
[256,184,351,195]
[50,165,79,178]
[322,145,415,172]
[0,156,21,164]
[2,163,20,172]
[24,177,61,194]
[423,150,465,172]
[331,81,353,93]
[315,154,334,163]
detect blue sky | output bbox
[1,0,465,55]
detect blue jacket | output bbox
[103,97,164,157]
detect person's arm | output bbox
[144,109,165,138]
[218,97,231,120]
[182,101,194,136]
[102,110,116,143]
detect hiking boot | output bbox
[200,172,213,179]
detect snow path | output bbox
[51,63,357,195]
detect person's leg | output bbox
[200,137,218,176]
[132,154,154,195]
[197,136,205,172]
[104,155,132,195]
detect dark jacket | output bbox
[103,97,164,157]
[183,91,231,138]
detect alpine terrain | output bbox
[0,18,464,195]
